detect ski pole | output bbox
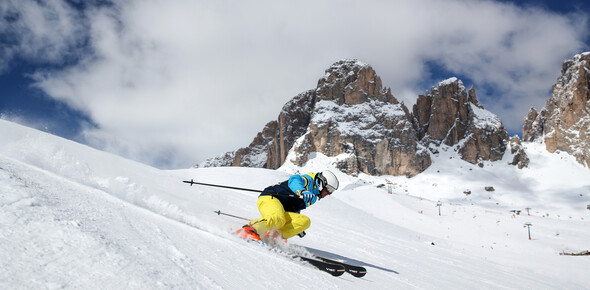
[213,210,250,221]
[182,179,293,197]
[183,179,263,193]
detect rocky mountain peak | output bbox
[290,60,429,177]
[523,52,590,168]
[413,77,509,165]
[200,60,514,175]
[316,59,397,105]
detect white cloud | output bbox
[0,0,87,72]
[6,0,589,168]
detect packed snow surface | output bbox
[1,119,590,289]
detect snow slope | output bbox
[1,119,589,289]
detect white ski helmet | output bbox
[318,170,339,194]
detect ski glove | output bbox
[298,190,318,207]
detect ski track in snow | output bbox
[1,119,590,289]
[0,157,221,289]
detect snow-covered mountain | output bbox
[203,52,590,177]
[202,60,509,177]
[524,52,590,169]
[290,60,430,177]
[2,118,590,289]
[413,77,508,166]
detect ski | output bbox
[236,236,363,277]
[232,229,345,277]
[311,255,367,278]
[224,212,359,277]
[296,256,345,277]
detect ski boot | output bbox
[235,224,261,241]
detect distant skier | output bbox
[236,171,339,242]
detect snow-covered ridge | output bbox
[436,77,467,93]
[438,77,458,86]
[470,103,503,130]
[280,89,315,114]
[321,59,369,82]
[326,59,369,71]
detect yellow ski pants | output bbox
[250,195,310,239]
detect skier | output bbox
[236,170,339,243]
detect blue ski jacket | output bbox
[259,173,321,213]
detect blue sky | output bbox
[1,0,589,169]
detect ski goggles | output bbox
[317,174,336,194]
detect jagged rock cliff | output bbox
[289,60,430,177]
[523,52,590,169]
[413,78,509,166]
[201,60,512,176]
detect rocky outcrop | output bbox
[508,135,529,169]
[201,60,431,176]
[412,78,509,165]
[522,107,545,142]
[202,52,590,175]
[523,52,590,168]
[289,60,430,177]
[201,60,513,176]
